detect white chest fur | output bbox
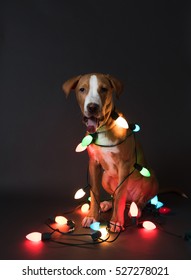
[89,145,119,175]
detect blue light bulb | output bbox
[90,222,100,231]
[150,195,158,205]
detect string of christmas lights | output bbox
[26,193,190,246]
[26,112,190,246]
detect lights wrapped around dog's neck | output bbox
[74,114,152,199]
[75,111,140,152]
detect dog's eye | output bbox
[79,87,85,92]
[100,87,108,93]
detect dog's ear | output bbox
[106,74,124,99]
[62,75,82,97]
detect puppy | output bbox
[63,73,158,232]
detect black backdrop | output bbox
[1,0,191,196]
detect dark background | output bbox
[0,0,191,260]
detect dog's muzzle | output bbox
[83,102,101,133]
[83,116,99,133]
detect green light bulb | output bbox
[81,135,93,147]
[140,167,151,177]
[134,163,151,178]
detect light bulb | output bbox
[129,202,139,225]
[150,195,164,209]
[155,201,164,209]
[142,221,156,230]
[81,135,94,147]
[26,232,42,242]
[150,195,158,205]
[75,143,87,152]
[99,227,108,239]
[129,202,138,217]
[26,232,52,242]
[90,222,100,231]
[140,167,151,177]
[159,207,171,214]
[55,216,68,225]
[129,123,140,132]
[115,116,129,129]
[74,188,86,199]
[134,163,151,177]
[111,111,129,129]
[81,203,90,213]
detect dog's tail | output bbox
[158,188,189,199]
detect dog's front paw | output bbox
[100,200,112,212]
[82,216,98,228]
[109,220,125,232]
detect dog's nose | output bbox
[87,103,99,114]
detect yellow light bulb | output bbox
[81,203,90,213]
[55,216,68,225]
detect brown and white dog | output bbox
[63,73,158,232]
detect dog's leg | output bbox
[110,186,127,232]
[100,172,117,212]
[109,166,130,232]
[82,158,102,228]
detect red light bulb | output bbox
[159,207,171,214]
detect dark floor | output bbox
[1,189,191,260]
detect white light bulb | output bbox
[99,227,108,239]
[129,202,138,217]
[26,232,42,242]
[142,221,156,230]
[74,188,86,199]
[115,116,129,129]
[75,143,87,152]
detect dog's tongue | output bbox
[87,118,98,133]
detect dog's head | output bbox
[62,73,123,133]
